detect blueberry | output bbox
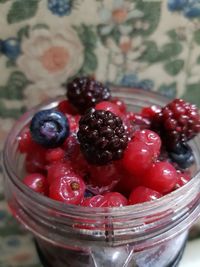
[168,142,194,169]
[30,109,69,148]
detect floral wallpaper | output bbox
[0,0,200,266]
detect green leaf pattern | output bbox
[75,24,98,76]
[194,30,200,45]
[7,0,40,24]
[0,71,30,100]
[164,59,184,76]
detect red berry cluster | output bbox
[18,77,199,208]
[152,99,200,149]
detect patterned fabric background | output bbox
[0,0,200,266]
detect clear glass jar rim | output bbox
[3,87,200,218]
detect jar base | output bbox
[34,239,187,267]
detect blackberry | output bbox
[77,108,129,165]
[152,99,200,149]
[66,77,111,113]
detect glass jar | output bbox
[3,88,200,267]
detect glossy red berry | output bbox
[141,105,161,119]
[124,112,135,121]
[25,147,47,173]
[88,163,121,187]
[66,114,80,133]
[100,192,128,207]
[49,172,86,205]
[57,100,78,115]
[82,192,128,207]
[47,161,73,184]
[23,173,48,195]
[18,129,40,154]
[134,129,161,157]
[143,161,178,194]
[95,101,122,117]
[71,151,90,178]
[81,195,105,207]
[129,186,162,205]
[175,170,191,189]
[46,148,65,163]
[122,140,154,177]
[132,113,151,131]
[63,134,90,177]
[114,169,140,196]
[122,112,135,137]
[111,97,127,114]
[123,112,151,137]
[62,134,79,155]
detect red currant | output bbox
[49,172,86,205]
[123,140,154,177]
[57,100,78,115]
[134,129,161,157]
[95,101,122,117]
[124,112,135,121]
[70,147,89,178]
[132,113,151,131]
[81,195,105,207]
[18,129,41,154]
[82,192,128,207]
[66,114,80,133]
[46,148,65,163]
[123,112,135,137]
[141,105,161,119]
[47,161,73,184]
[101,192,128,207]
[25,147,47,173]
[23,173,48,195]
[88,163,121,187]
[175,170,191,189]
[64,136,89,177]
[111,97,127,114]
[143,161,178,194]
[129,186,162,205]
[62,135,79,155]
[112,160,140,195]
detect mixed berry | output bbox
[18,77,200,208]
[78,108,129,165]
[30,109,70,148]
[66,77,111,114]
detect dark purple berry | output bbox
[67,77,111,113]
[77,108,129,165]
